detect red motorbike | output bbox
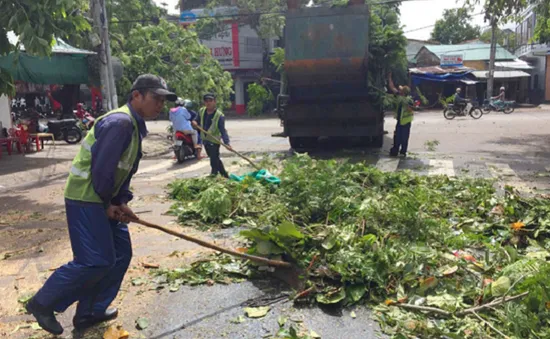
[173,131,197,163]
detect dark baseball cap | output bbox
[203,93,216,101]
[130,74,177,101]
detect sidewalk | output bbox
[0,135,175,192]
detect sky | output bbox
[153,0,513,41]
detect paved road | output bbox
[2,108,550,338]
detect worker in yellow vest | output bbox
[25,75,176,335]
[192,93,232,177]
[388,73,414,157]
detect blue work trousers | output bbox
[33,199,132,317]
[391,122,411,155]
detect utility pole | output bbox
[487,16,498,100]
[90,0,111,110]
[100,0,118,108]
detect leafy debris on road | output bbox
[136,317,149,330]
[103,325,130,339]
[152,254,251,286]
[424,139,440,152]
[167,155,550,338]
[244,306,271,318]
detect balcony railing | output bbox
[515,42,550,57]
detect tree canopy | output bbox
[533,0,550,43]
[431,8,481,44]
[111,19,233,108]
[479,28,517,52]
[0,0,90,95]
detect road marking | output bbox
[487,163,531,192]
[376,157,400,172]
[429,159,455,177]
[136,159,174,175]
[147,161,211,182]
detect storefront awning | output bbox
[1,32,95,84]
[495,59,533,70]
[471,70,531,79]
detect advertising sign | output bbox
[440,54,464,67]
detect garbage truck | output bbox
[276,0,384,149]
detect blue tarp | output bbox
[411,71,472,86]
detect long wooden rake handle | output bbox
[131,218,292,268]
[195,124,262,171]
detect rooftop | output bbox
[7,31,95,55]
[422,43,516,61]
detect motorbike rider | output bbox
[454,88,469,111]
[169,98,202,158]
[491,87,506,107]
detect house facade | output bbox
[413,43,532,103]
[514,5,550,103]
[179,6,278,114]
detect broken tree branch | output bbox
[393,291,529,318]
[394,303,451,317]
[456,292,529,316]
[471,311,510,339]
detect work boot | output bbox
[26,298,64,335]
[73,308,118,331]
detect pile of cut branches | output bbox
[167,155,550,338]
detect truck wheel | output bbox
[289,137,317,151]
[372,136,383,148]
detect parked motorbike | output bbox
[173,131,197,163]
[37,111,82,144]
[481,99,515,114]
[47,119,83,144]
[443,101,483,120]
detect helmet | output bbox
[456,88,462,93]
[500,87,505,91]
[175,97,185,106]
[183,99,194,109]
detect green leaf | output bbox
[244,306,270,318]
[277,316,287,327]
[37,38,49,47]
[276,221,304,239]
[350,311,357,319]
[346,284,366,303]
[310,330,321,338]
[316,288,346,305]
[255,240,284,255]
[131,277,146,286]
[322,234,337,250]
[426,294,463,312]
[491,276,511,297]
[136,317,149,330]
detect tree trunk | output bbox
[487,18,498,100]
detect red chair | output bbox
[14,124,32,153]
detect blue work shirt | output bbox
[193,108,230,145]
[169,107,193,131]
[87,102,147,206]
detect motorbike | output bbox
[443,100,483,120]
[47,119,83,144]
[35,111,83,144]
[482,99,515,114]
[173,131,197,163]
[74,103,95,132]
